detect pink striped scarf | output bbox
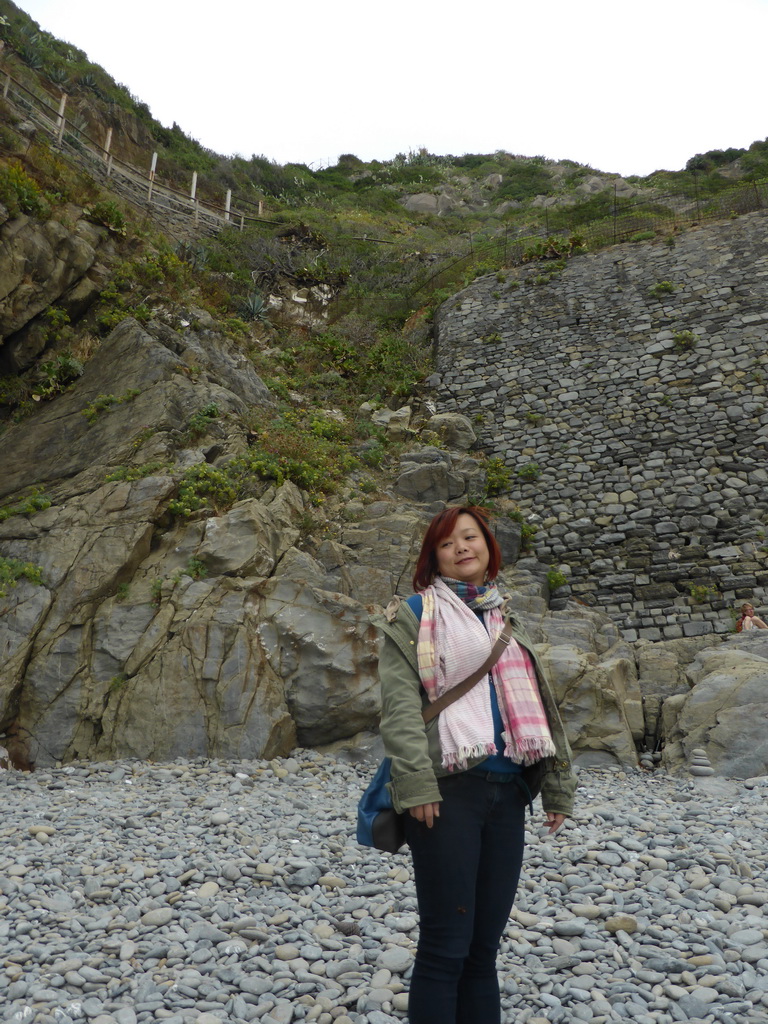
[417,578,555,770]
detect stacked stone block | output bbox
[434,212,768,639]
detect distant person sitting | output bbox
[736,602,768,631]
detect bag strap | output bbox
[420,614,514,724]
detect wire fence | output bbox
[0,60,272,239]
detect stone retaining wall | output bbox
[433,211,768,639]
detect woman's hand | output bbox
[544,812,566,834]
[409,802,441,828]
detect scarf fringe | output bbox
[502,732,557,765]
[442,742,496,771]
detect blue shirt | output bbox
[406,594,521,776]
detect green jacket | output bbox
[373,597,576,817]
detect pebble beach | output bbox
[1,755,767,1024]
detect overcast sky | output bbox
[13,0,768,177]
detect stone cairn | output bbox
[689,746,715,776]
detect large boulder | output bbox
[255,577,381,745]
[401,193,439,214]
[425,413,477,451]
[661,634,768,778]
[536,642,642,767]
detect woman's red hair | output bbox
[412,505,502,591]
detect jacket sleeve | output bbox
[539,759,577,817]
[378,628,442,814]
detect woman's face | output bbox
[435,513,490,587]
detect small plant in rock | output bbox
[132,426,156,449]
[688,582,716,604]
[241,291,271,325]
[84,200,126,235]
[359,440,386,468]
[517,462,541,482]
[184,557,208,580]
[0,490,52,521]
[185,403,220,441]
[150,578,164,606]
[506,508,538,552]
[105,461,167,483]
[630,230,655,242]
[0,556,45,598]
[547,568,568,591]
[42,307,73,344]
[31,351,83,401]
[649,280,675,297]
[672,331,698,353]
[168,464,239,517]
[485,457,512,495]
[82,388,140,424]
[482,332,501,344]
[0,161,48,218]
[115,583,130,602]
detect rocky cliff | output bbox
[1,199,767,782]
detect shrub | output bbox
[649,280,675,297]
[672,330,698,353]
[167,463,238,516]
[485,457,511,495]
[506,509,538,551]
[0,490,51,521]
[105,461,167,482]
[82,388,140,424]
[688,582,716,603]
[0,161,48,218]
[32,351,83,401]
[0,556,44,597]
[184,557,208,580]
[547,568,568,591]
[240,291,271,324]
[84,200,126,234]
[185,403,220,441]
[517,462,541,482]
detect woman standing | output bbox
[375,505,576,1024]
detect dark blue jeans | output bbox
[403,771,527,1024]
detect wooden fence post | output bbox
[147,151,157,203]
[190,171,197,201]
[55,93,67,147]
[103,127,112,162]
[3,72,10,99]
[225,189,232,222]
